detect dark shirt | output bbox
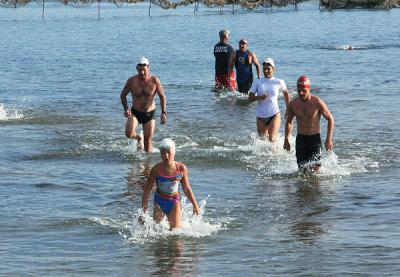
[234,50,253,84]
[213,42,234,75]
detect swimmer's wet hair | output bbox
[159,138,175,152]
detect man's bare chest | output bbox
[131,83,156,98]
[294,103,319,119]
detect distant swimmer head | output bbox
[262,57,275,68]
[219,29,230,39]
[137,57,149,67]
[297,75,311,89]
[159,138,175,153]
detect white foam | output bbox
[237,133,368,179]
[0,103,23,121]
[116,197,227,244]
[214,90,254,106]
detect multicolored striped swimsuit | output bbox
[154,163,183,214]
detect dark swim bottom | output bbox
[131,108,155,125]
[237,76,253,94]
[295,133,322,167]
[257,113,278,126]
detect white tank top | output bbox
[250,77,287,118]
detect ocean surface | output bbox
[1,2,400,275]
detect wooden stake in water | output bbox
[42,0,45,20]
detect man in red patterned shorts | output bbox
[213,30,236,90]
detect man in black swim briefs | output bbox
[120,57,167,152]
[283,75,334,172]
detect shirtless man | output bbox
[283,75,334,171]
[120,57,167,152]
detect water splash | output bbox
[0,103,24,121]
[92,196,227,244]
[237,133,368,180]
[214,90,253,106]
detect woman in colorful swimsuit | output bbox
[248,57,290,142]
[141,138,200,229]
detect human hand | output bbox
[124,109,131,118]
[160,113,167,124]
[138,215,145,225]
[259,94,267,100]
[193,204,200,216]
[283,140,290,151]
[325,138,333,151]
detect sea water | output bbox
[1,2,400,275]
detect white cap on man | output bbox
[263,57,275,68]
[137,57,149,66]
[159,138,175,153]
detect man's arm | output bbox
[120,79,131,117]
[319,99,334,151]
[283,103,295,151]
[227,51,236,77]
[251,52,261,79]
[155,77,167,124]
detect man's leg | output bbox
[238,76,252,94]
[125,116,143,149]
[215,75,222,90]
[226,72,237,90]
[142,119,156,153]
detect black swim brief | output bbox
[131,107,155,125]
[257,113,278,126]
[295,133,322,167]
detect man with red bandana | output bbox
[283,75,334,172]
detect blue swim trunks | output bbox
[154,191,180,214]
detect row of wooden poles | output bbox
[0,0,301,18]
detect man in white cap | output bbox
[120,57,167,152]
[249,57,290,142]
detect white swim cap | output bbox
[159,138,175,152]
[137,56,149,66]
